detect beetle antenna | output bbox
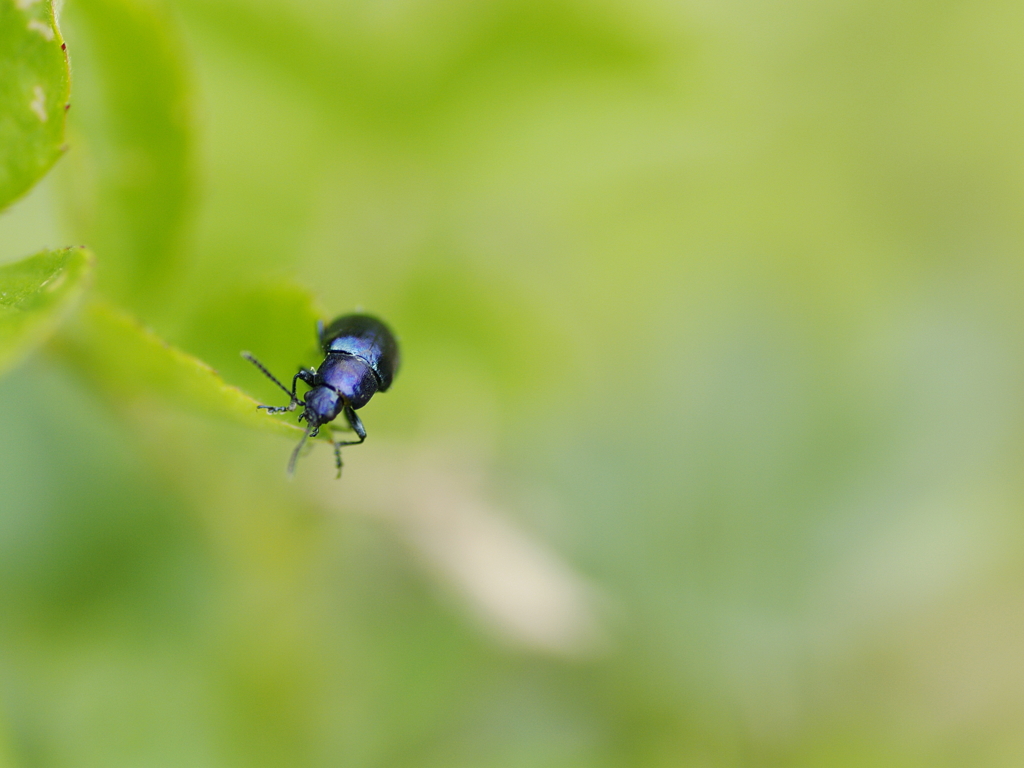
[287,422,314,477]
[242,352,296,402]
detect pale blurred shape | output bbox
[318,446,608,659]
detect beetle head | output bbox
[301,385,343,428]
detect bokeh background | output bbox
[4,0,1024,765]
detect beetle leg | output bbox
[294,368,316,393]
[343,406,367,443]
[328,427,344,479]
[316,319,325,348]
[327,407,367,480]
[259,404,295,414]
[261,368,315,413]
[244,353,310,413]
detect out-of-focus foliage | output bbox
[4,0,1024,765]
[56,0,192,315]
[0,248,91,376]
[0,0,313,442]
[0,2,93,395]
[0,0,68,212]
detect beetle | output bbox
[242,313,399,477]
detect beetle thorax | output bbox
[317,354,379,410]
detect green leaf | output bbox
[173,282,324,408]
[57,0,192,314]
[0,247,92,377]
[51,301,308,440]
[0,0,70,212]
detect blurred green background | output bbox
[4,0,1024,765]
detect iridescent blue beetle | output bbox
[242,314,399,477]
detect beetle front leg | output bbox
[332,406,366,446]
[259,368,314,413]
[329,428,344,478]
[327,405,368,479]
[343,406,366,443]
[294,368,315,393]
[328,407,367,479]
